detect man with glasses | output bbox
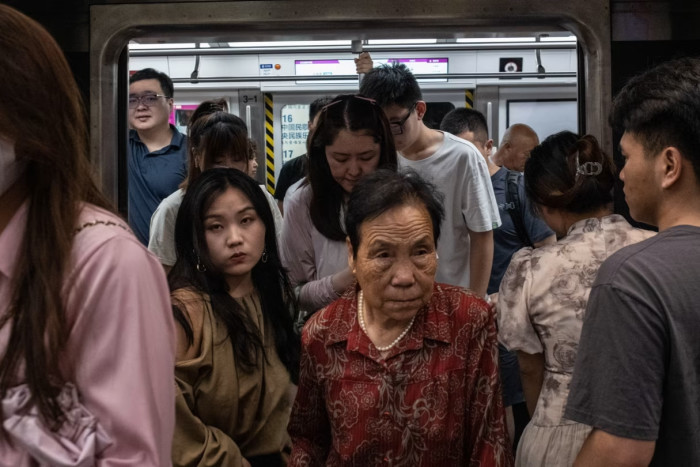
[128,68,187,245]
[360,63,500,298]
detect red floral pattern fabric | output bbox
[288,283,513,466]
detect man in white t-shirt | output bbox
[360,63,500,297]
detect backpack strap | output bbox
[505,170,534,247]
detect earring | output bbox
[196,255,207,272]
[261,248,268,263]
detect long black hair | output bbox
[307,94,398,240]
[169,168,299,382]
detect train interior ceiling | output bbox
[128,32,580,189]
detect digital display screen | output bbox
[294,58,448,78]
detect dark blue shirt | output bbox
[128,125,187,245]
[488,167,553,294]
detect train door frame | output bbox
[91,0,610,205]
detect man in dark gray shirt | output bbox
[565,57,700,465]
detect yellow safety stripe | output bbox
[264,93,275,195]
[465,89,474,109]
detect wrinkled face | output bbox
[326,129,381,194]
[128,79,173,133]
[348,202,437,322]
[619,131,660,225]
[203,187,266,293]
[506,134,539,172]
[382,103,420,152]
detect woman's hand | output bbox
[242,458,252,467]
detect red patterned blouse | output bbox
[288,283,513,466]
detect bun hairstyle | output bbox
[524,131,616,214]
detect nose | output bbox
[390,258,417,287]
[347,157,361,177]
[225,225,244,246]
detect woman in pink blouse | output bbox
[0,6,175,465]
[289,169,513,466]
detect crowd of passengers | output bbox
[2,5,699,466]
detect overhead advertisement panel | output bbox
[294,58,448,82]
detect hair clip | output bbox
[575,153,603,178]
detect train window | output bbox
[506,99,578,142]
[423,102,456,130]
[173,105,199,134]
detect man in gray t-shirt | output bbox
[565,57,700,465]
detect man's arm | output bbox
[467,228,493,298]
[575,430,655,467]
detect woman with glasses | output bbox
[148,102,282,272]
[279,94,398,323]
[0,5,174,465]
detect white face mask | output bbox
[0,137,25,196]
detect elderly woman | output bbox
[497,131,654,466]
[288,169,513,466]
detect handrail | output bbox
[169,71,576,83]
[130,41,577,57]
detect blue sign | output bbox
[260,64,273,69]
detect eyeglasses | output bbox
[389,102,418,135]
[128,94,170,109]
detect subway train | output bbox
[128,37,579,193]
[10,0,700,219]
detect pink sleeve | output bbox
[64,233,176,466]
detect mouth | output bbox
[228,252,247,263]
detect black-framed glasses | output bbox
[128,93,170,109]
[389,102,417,135]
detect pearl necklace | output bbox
[357,290,416,352]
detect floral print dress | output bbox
[497,215,654,466]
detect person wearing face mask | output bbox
[148,104,282,273]
[0,5,175,465]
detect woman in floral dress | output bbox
[497,131,654,466]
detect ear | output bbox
[415,101,427,120]
[485,139,494,157]
[660,146,683,190]
[346,236,356,274]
